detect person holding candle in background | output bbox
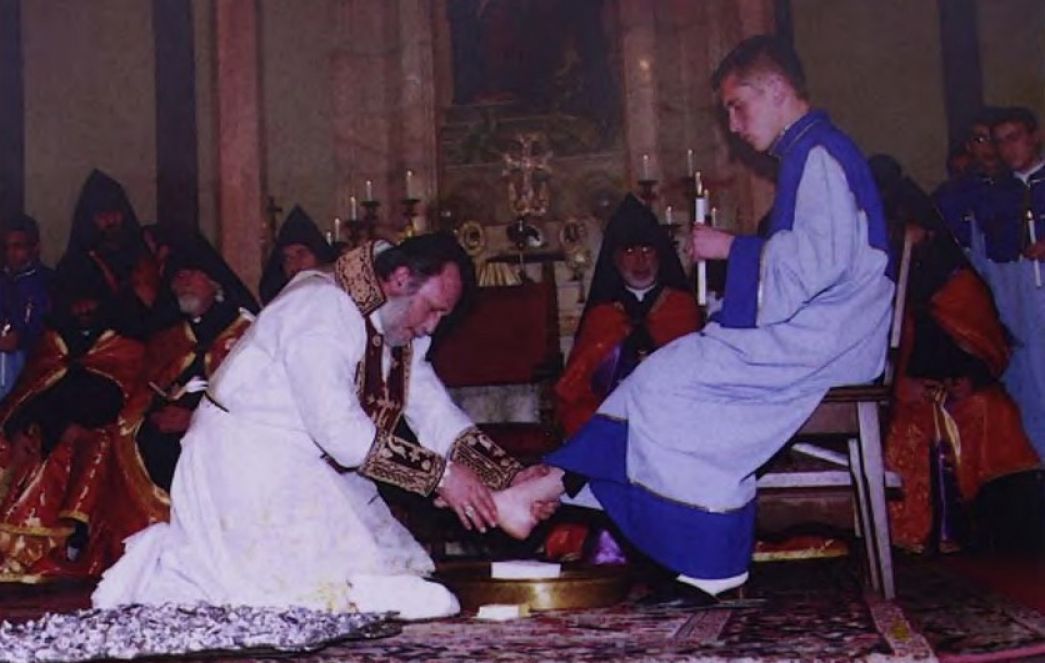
[977,107,1045,458]
[0,214,53,400]
[492,35,895,606]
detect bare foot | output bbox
[493,469,565,539]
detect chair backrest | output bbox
[882,229,913,384]
[430,279,561,387]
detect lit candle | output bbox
[665,205,674,225]
[405,170,414,199]
[686,149,694,175]
[694,173,708,307]
[334,217,342,243]
[641,154,650,180]
[710,206,718,228]
[349,195,358,221]
[365,179,373,201]
[324,230,334,245]
[1029,210,1042,288]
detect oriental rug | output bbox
[1,556,1043,662]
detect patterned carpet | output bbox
[1,556,1043,662]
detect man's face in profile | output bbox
[379,263,463,347]
[720,72,785,152]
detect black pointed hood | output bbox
[258,205,336,304]
[582,194,689,321]
[66,169,145,257]
[164,231,260,314]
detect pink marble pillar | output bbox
[331,0,396,235]
[397,0,439,230]
[214,0,264,293]
[618,0,663,186]
[331,0,438,238]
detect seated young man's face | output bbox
[281,243,319,278]
[614,244,660,290]
[992,121,1041,172]
[4,231,37,272]
[69,298,102,329]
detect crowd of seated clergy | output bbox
[0,170,330,582]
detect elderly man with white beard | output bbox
[93,233,553,620]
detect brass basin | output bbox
[435,561,631,612]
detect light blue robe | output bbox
[548,111,894,579]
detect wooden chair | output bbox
[430,273,564,463]
[756,234,913,600]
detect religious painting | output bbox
[443,0,622,164]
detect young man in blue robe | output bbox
[979,107,1045,458]
[496,35,895,605]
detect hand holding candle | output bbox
[1028,211,1042,288]
[693,172,709,305]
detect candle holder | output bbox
[637,179,658,207]
[347,200,378,245]
[401,197,421,238]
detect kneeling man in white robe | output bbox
[93,233,547,620]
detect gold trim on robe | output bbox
[449,427,523,491]
[360,431,446,496]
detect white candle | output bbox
[694,194,708,225]
[641,154,650,180]
[710,206,718,228]
[349,195,358,221]
[334,217,342,242]
[694,175,708,306]
[405,170,414,199]
[665,205,674,225]
[686,149,694,175]
[365,179,373,201]
[1029,211,1042,288]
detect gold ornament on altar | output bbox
[456,220,486,256]
[502,132,552,219]
[560,217,592,303]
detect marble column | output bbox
[331,0,439,238]
[618,0,663,188]
[331,0,396,236]
[397,0,439,232]
[214,0,264,292]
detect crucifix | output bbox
[502,132,553,219]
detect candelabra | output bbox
[401,197,421,238]
[637,179,658,208]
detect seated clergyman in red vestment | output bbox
[555,194,701,437]
[0,257,144,582]
[548,194,701,561]
[57,169,162,337]
[873,170,1041,554]
[80,232,258,577]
